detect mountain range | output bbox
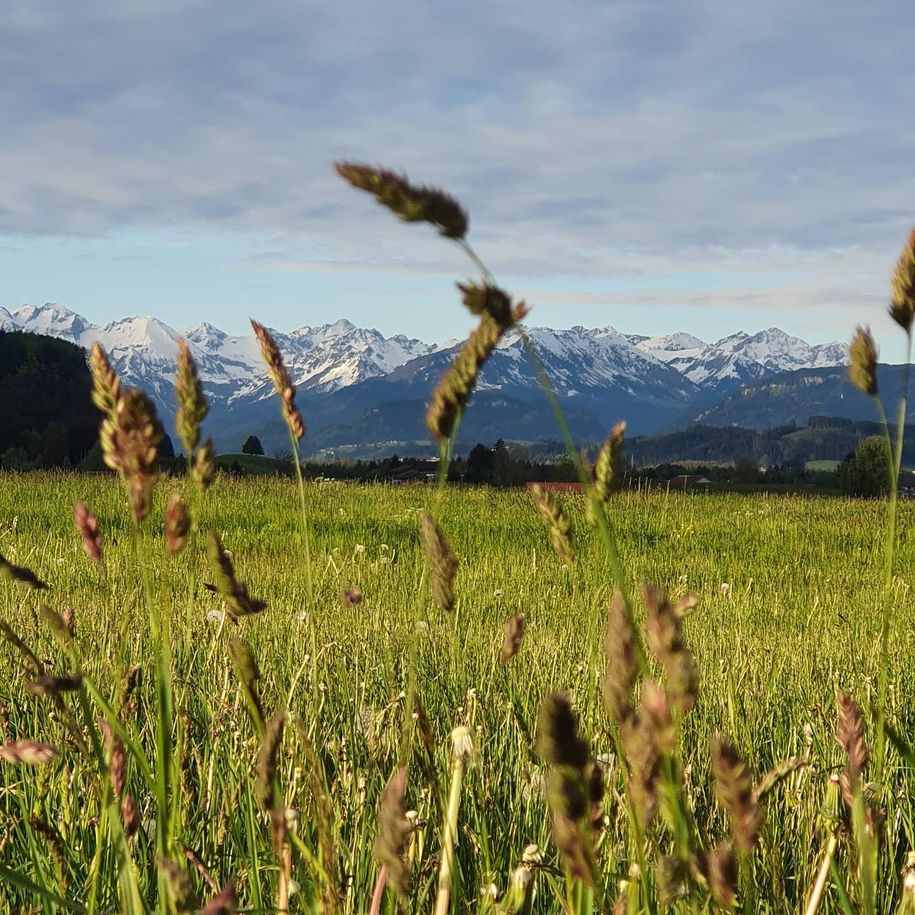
[0,303,856,456]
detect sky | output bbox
[1,0,914,356]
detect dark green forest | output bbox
[0,330,98,469]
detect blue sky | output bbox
[1,0,914,355]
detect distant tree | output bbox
[242,435,265,456]
[1,447,33,471]
[837,436,890,497]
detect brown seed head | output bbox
[499,612,526,663]
[207,531,267,620]
[890,228,915,332]
[848,326,879,397]
[702,844,738,909]
[335,161,468,240]
[201,882,237,915]
[603,590,639,726]
[165,493,191,555]
[121,793,140,838]
[711,736,761,854]
[340,587,363,606]
[100,387,163,522]
[0,554,47,590]
[374,766,412,896]
[255,711,285,810]
[419,513,458,612]
[251,320,306,441]
[536,692,601,884]
[74,501,102,564]
[89,342,122,416]
[0,740,58,764]
[175,337,209,454]
[529,484,575,565]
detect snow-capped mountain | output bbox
[635,327,847,392]
[1,303,848,453]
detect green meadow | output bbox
[2,473,914,912]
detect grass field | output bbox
[2,472,915,912]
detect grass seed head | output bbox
[848,326,879,397]
[0,740,58,764]
[158,857,198,913]
[207,531,267,620]
[374,766,412,896]
[165,493,191,555]
[702,844,738,909]
[836,690,868,805]
[0,554,47,590]
[175,337,209,454]
[200,882,237,915]
[89,342,122,416]
[335,161,468,239]
[457,281,516,328]
[603,590,639,725]
[529,484,575,565]
[536,693,602,884]
[620,713,661,828]
[121,793,139,837]
[711,736,761,854]
[227,635,265,731]
[251,320,306,441]
[193,439,217,492]
[255,711,285,810]
[27,674,83,697]
[890,228,915,332]
[38,604,72,649]
[74,501,102,564]
[592,421,626,508]
[499,612,526,663]
[100,387,163,522]
[643,585,698,712]
[419,513,458,612]
[426,306,527,442]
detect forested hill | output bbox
[626,416,915,467]
[0,330,98,469]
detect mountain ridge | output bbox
[2,303,850,455]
